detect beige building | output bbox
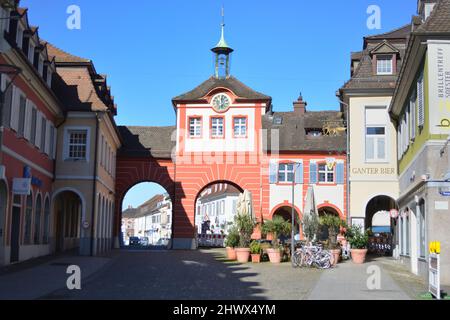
[47,44,121,256]
[338,26,410,243]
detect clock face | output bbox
[212,94,231,112]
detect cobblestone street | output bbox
[0,248,429,300]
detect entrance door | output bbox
[10,206,21,263]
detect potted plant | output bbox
[234,213,256,263]
[261,216,291,264]
[319,214,346,265]
[224,226,239,260]
[250,240,262,263]
[345,225,369,264]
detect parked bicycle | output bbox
[291,243,334,269]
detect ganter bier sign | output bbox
[352,167,395,175]
[428,41,450,135]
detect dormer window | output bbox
[38,56,44,76]
[16,25,23,49]
[376,55,393,75]
[46,68,52,87]
[423,2,436,20]
[28,42,35,64]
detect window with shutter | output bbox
[17,94,26,137]
[24,100,32,140]
[310,162,318,184]
[40,117,46,151]
[35,112,42,148]
[1,76,13,127]
[417,73,424,128]
[336,163,345,184]
[410,92,416,141]
[294,162,303,184]
[30,107,37,145]
[269,160,278,184]
[45,121,51,155]
[10,87,20,132]
[52,126,57,159]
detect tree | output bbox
[262,216,291,249]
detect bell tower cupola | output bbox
[211,8,233,79]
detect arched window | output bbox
[24,194,33,244]
[43,197,50,244]
[34,194,42,244]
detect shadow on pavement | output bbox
[41,248,267,300]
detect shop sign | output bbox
[427,42,450,135]
[438,186,450,196]
[429,242,441,300]
[12,178,31,195]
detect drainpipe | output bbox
[90,112,100,256]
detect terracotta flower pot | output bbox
[226,247,237,260]
[351,249,368,264]
[330,249,341,266]
[235,248,251,263]
[266,248,282,264]
[251,254,261,263]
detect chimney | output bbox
[293,93,307,115]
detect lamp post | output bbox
[0,64,22,165]
[291,162,301,267]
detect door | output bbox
[10,206,20,263]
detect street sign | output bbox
[429,242,441,300]
[12,178,31,195]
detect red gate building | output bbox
[114,24,347,249]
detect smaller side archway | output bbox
[270,202,302,240]
[52,189,84,254]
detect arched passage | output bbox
[317,205,341,241]
[194,181,243,246]
[120,181,173,248]
[53,190,83,253]
[365,195,398,232]
[271,204,301,240]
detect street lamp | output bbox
[291,162,301,267]
[0,64,22,164]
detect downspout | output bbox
[90,112,100,256]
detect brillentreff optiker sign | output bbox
[428,41,450,135]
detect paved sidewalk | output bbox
[307,259,411,300]
[0,254,112,300]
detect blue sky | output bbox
[21,0,417,208]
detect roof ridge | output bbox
[365,23,411,39]
[46,41,91,63]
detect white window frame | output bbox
[365,126,387,162]
[189,117,202,137]
[211,117,224,138]
[63,126,91,162]
[318,163,335,184]
[278,163,294,183]
[376,55,393,75]
[233,117,247,137]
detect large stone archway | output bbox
[114,153,265,249]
